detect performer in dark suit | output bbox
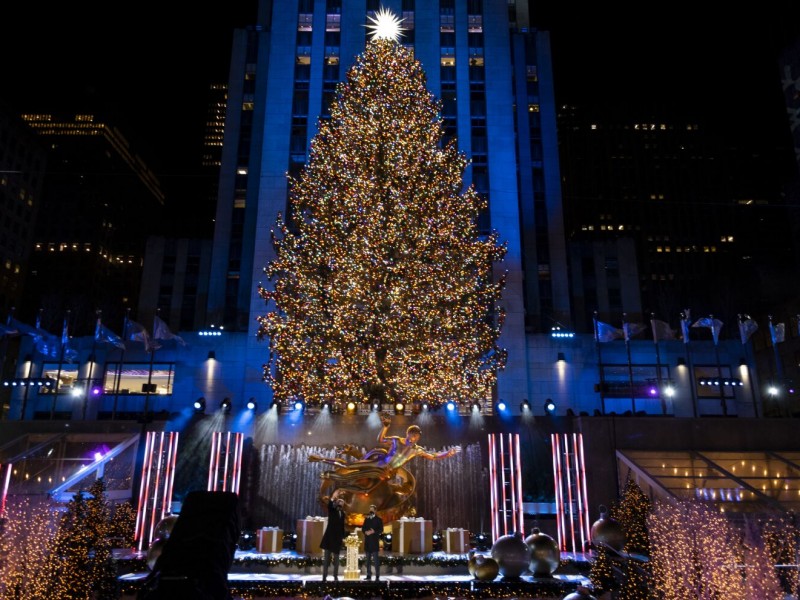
[362,503,383,581]
[320,496,347,581]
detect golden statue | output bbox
[309,414,460,526]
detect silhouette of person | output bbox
[362,503,383,581]
[320,495,348,581]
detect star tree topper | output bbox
[365,8,405,42]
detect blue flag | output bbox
[594,319,623,342]
[692,317,723,345]
[95,318,125,350]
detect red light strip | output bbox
[232,433,244,494]
[552,433,566,551]
[563,434,577,553]
[135,432,154,551]
[147,433,166,547]
[514,433,524,534]
[208,432,218,491]
[488,434,498,541]
[499,434,507,537]
[0,463,12,515]
[577,433,591,549]
[222,432,232,492]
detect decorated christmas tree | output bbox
[258,23,507,411]
[614,476,651,556]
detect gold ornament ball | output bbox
[146,538,167,570]
[490,532,529,578]
[153,514,179,541]
[471,554,500,581]
[562,586,599,600]
[524,527,560,577]
[590,506,625,551]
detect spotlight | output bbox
[544,399,556,414]
[520,400,531,412]
[91,386,103,396]
[346,401,357,414]
[193,397,206,413]
[422,402,429,411]
[293,400,305,413]
[71,387,83,398]
[372,402,380,411]
[664,385,675,397]
[495,400,507,413]
[220,397,232,413]
[269,400,282,414]
[394,402,405,414]
[557,352,566,363]
[676,357,686,366]
[471,402,481,413]
[445,401,456,412]
[207,350,216,360]
[246,398,257,411]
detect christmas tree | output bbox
[614,476,651,556]
[258,32,507,410]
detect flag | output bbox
[622,321,646,342]
[10,317,60,358]
[692,317,723,345]
[60,318,78,363]
[651,319,676,342]
[95,318,125,350]
[125,320,156,351]
[594,318,623,342]
[738,316,758,344]
[680,309,691,344]
[0,322,20,337]
[769,320,785,345]
[153,315,186,346]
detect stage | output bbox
[117,550,592,599]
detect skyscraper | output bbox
[207,0,569,405]
[19,114,165,332]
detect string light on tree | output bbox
[257,36,507,412]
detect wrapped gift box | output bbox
[392,518,432,554]
[257,527,283,553]
[444,528,469,554]
[296,517,327,554]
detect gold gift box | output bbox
[257,527,283,553]
[392,519,433,554]
[444,528,469,554]
[296,518,326,554]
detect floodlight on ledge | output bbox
[366,8,405,41]
[550,326,575,339]
[445,401,456,412]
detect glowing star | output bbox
[366,8,405,41]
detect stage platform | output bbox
[117,550,593,599]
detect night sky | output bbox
[2,1,798,232]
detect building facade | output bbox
[205,0,569,407]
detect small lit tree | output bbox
[257,36,507,411]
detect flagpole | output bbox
[143,309,159,425]
[113,308,131,420]
[768,315,786,417]
[623,313,636,414]
[83,310,100,420]
[51,310,69,420]
[594,311,606,415]
[0,308,14,421]
[709,314,727,417]
[739,315,759,418]
[682,311,698,418]
[651,313,666,415]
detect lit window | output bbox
[727,236,734,242]
[528,104,539,112]
[665,246,671,252]
[326,13,341,31]
[468,15,482,32]
[656,247,663,253]
[618,225,624,231]
[703,247,709,253]
[587,226,594,231]
[440,56,455,66]
[237,167,248,175]
[242,102,254,111]
[590,124,597,130]
[298,13,313,31]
